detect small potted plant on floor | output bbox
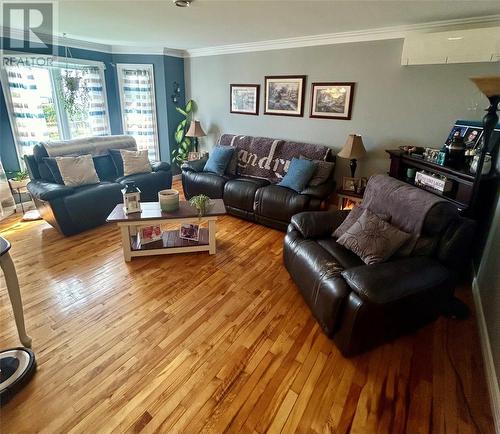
[8,171,30,190]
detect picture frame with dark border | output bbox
[264,75,306,117]
[310,82,355,120]
[230,84,260,115]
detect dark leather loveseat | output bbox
[284,176,475,356]
[25,135,172,236]
[182,134,336,231]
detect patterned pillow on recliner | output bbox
[337,209,411,265]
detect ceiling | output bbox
[28,0,500,50]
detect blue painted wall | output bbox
[0,37,185,172]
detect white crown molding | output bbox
[0,26,187,57]
[3,13,499,59]
[1,26,113,53]
[185,14,500,58]
[111,45,165,55]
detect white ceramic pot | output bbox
[159,189,179,212]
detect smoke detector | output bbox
[173,0,191,6]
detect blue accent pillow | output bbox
[203,146,234,176]
[278,158,317,192]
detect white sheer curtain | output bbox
[0,161,15,220]
[116,64,159,161]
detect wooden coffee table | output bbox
[107,199,226,261]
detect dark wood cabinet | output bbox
[386,150,498,218]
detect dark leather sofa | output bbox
[24,135,172,236]
[182,134,336,231]
[283,201,475,356]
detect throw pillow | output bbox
[203,146,234,176]
[277,157,317,193]
[120,149,152,176]
[54,155,100,187]
[43,157,64,184]
[333,205,390,238]
[300,156,335,186]
[337,209,411,265]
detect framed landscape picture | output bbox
[310,82,355,120]
[230,84,260,115]
[264,75,306,117]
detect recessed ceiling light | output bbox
[173,0,191,6]
[447,36,463,41]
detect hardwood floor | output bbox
[0,187,494,433]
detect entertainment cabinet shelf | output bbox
[386,149,499,218]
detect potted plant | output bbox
[172,99,196,166]
[8,170,30,189]
[189,194,211,217]
[59,70,90,119]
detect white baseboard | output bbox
[472,277,500,433]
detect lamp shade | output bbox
[470,76,500,97]
[337,134,366,160]
[186,120,206,137]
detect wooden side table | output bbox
[0,237,32,347]
[337,189,364,210]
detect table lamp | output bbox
[469,76,500,208]
[186,120,206,153]
[338,134,366,178]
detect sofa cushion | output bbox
[341,257,451,304]
[93,155,118,181]
[109,149,125,175]
[278,158,317,193]
[316,238,364,269]
[224,177,270,212]
[254,184,310,223]
[337,209,411,265]
[204,146,234,176]
[62,182,123,232]
[117,170,172,202]
[43,157,64,184]
[182,171,228,199]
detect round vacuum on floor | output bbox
[0,348,36,405]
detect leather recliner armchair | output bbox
[283,208,475,356]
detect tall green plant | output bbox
[172,99,196,165]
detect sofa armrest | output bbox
[290,210,349,239]
[181,157,208,173]
[301,178,336,199]
[341,257,452,304]
[151,161,171,172]
[27,180,75,201]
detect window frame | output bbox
[0,54,111,167]
[116,63,160,161]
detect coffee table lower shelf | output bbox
[119,220,217,261]
[131,228,209,252]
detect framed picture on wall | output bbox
[230,84,260,115]
[264,75,306,117]
[310,82,355,120]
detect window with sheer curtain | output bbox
[0,61,110,163]
[116,64,159,161]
